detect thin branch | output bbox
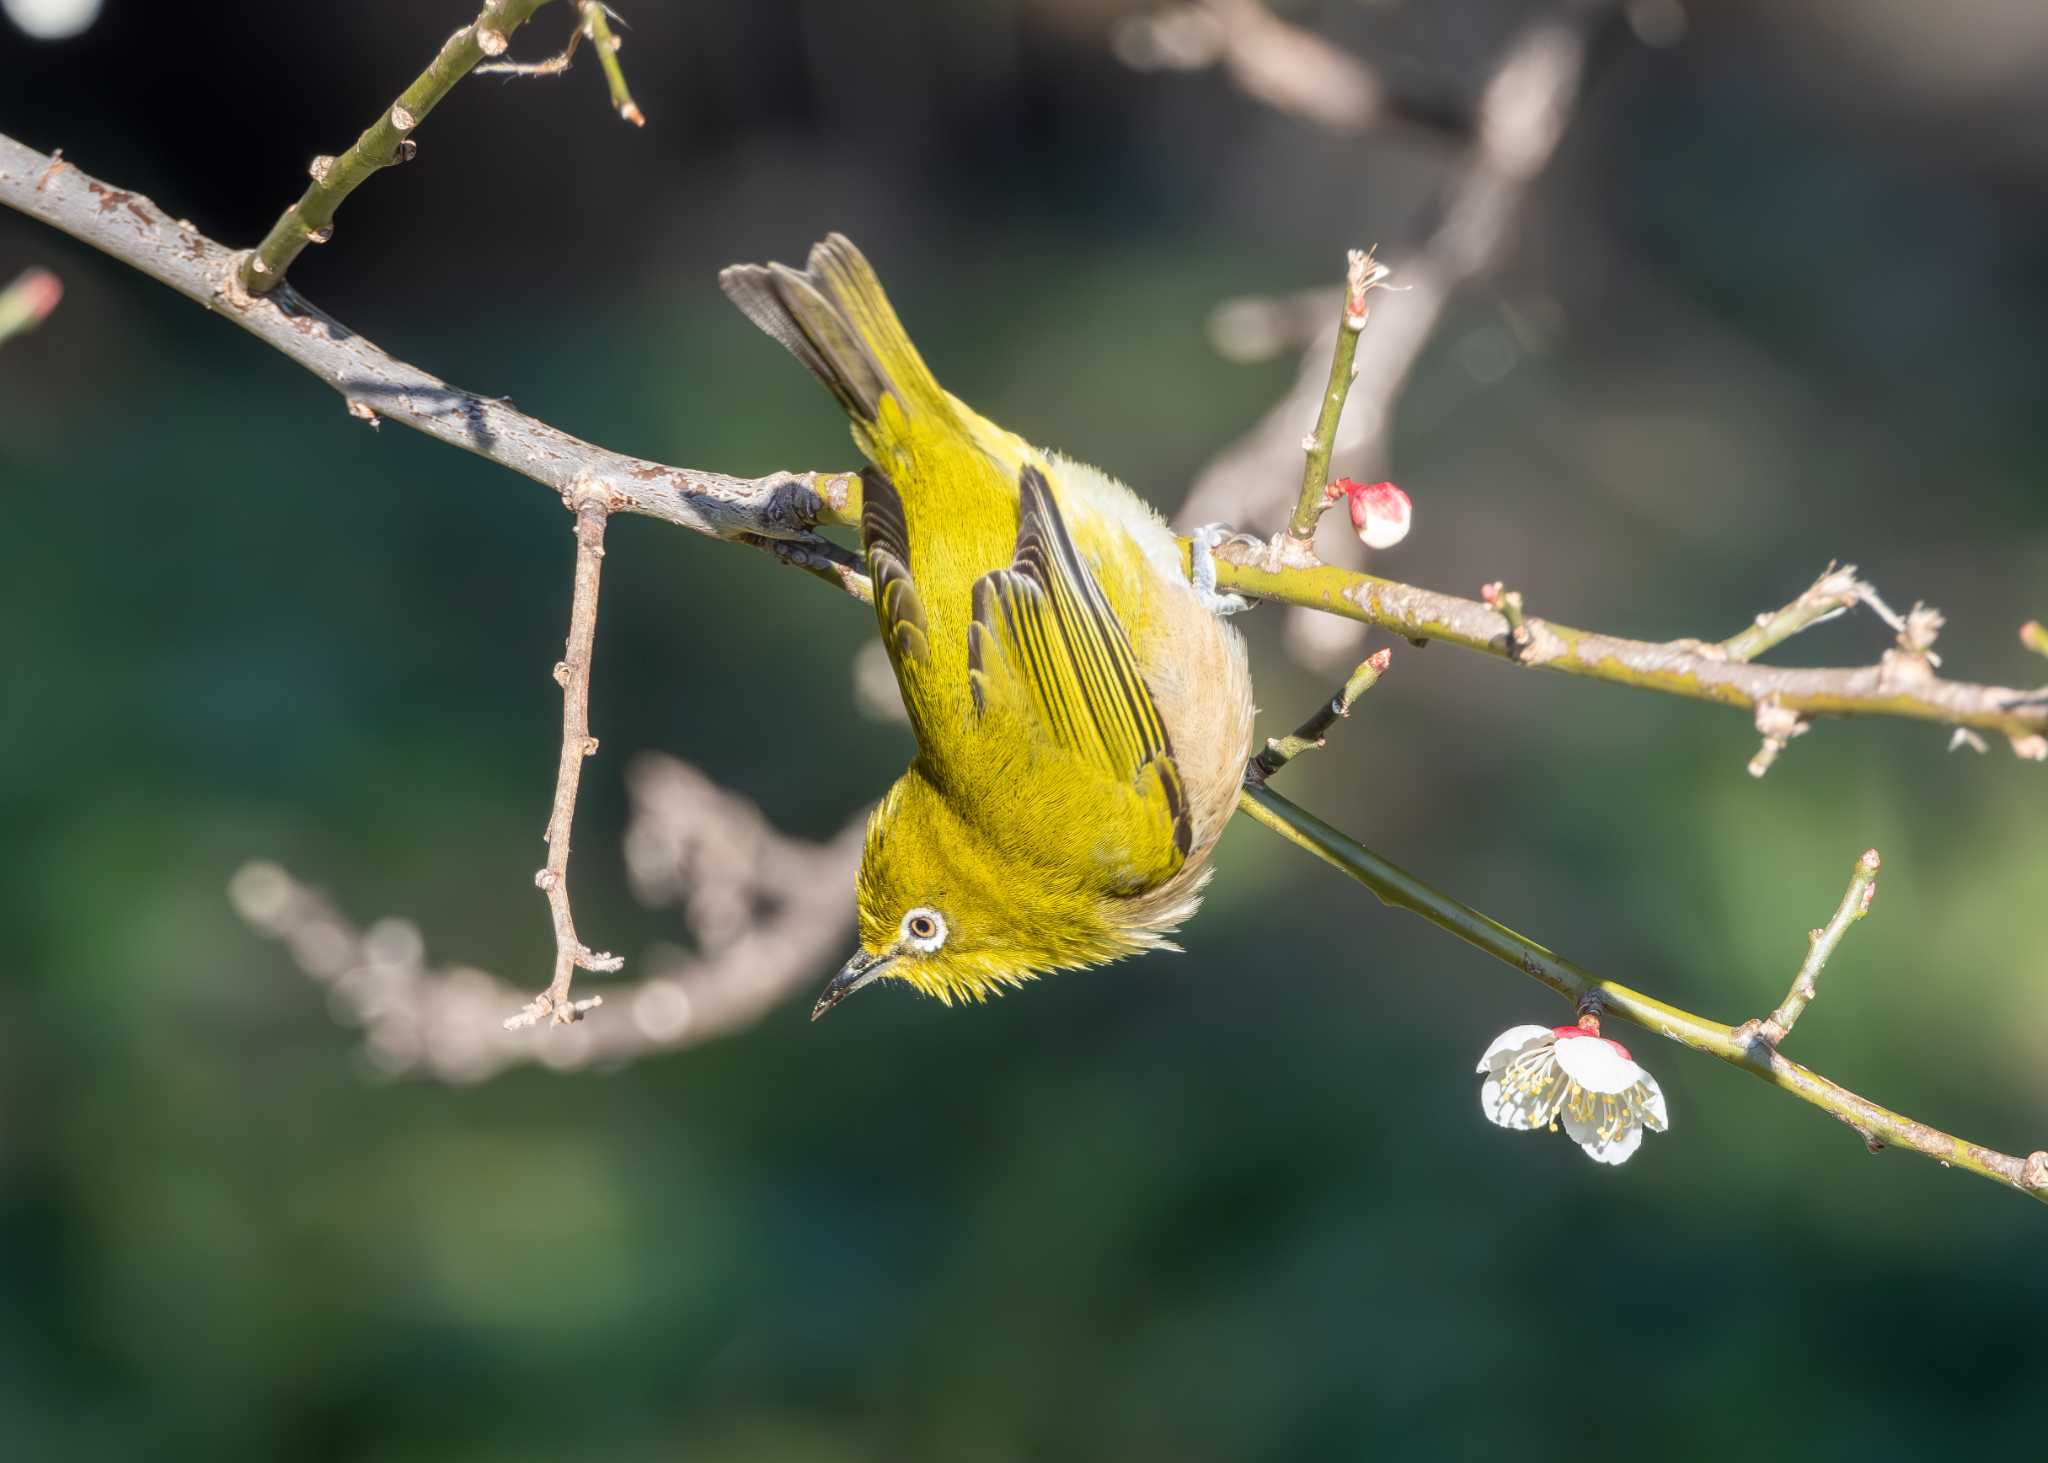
[475,0,643,126]
[1235,782,2048,1205]
[1286,247,1390,541]
[1249,647,1391,781]
[506,488,624,1029]
[17,123,2048,1205]
[1206,546,2048,748]
[476,9,584,77]
[1735,849,1881,1048]
[1179,6,1612,539]
[1479,580,1532,659]
[239,1,559,294]
[8,135,2042,751]
[1710,563,1895,663]
[580,3,645,127]
[0,134,864,589]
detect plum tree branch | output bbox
[0,132,867,601]
[1735,848,1881,1048]
[1286,247,1389,540]
[7,133,2039,750]
[505,488,623,1029]
[1204,546,2048,750]
[10,129,2048,1203]
[1233,782,2045,1205]
[241,1,560,294]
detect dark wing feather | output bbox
[861,466,927,665]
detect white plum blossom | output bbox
[1478,1023,1669,1165]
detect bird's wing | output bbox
[968,465,1192,890]
[861,466,928,667]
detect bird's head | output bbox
[813,766,1131,1017]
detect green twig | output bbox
[580,3,644,126]
[1249,648,1390,781]
[1481,580,1531,658]
[238,1,558,294]
[1286,247,1389,542]
[1233,782,2048,1205]
[1739,849,1880,1046]
[1715,562,1894,663]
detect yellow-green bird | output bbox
[722,236,1255,1015]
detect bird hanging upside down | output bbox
[722,236,1256,1016]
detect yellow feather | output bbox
[721,237,1256,1010]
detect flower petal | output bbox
[1571,1114,1645,1166]
[1553,1031,1644,1094]
[1476,1023,1554,1074]
[1636,1072,1669,1132]
[1480,1045,1567,1131]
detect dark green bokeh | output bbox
[3,2,2045,1459]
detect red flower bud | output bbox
[1334,478,1411,549]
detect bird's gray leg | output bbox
[1187,523,1255,616]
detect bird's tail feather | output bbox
[720,234,943,425]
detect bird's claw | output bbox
[1187,523,1255,616]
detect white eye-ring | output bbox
[900,907,948,953]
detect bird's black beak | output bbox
[813,948,891,1020]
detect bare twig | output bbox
[580,3,644,126]
[1286,248,1391,542]
[477,0,642,125]
[1249,647,1391,782]
[1236,783,2048,1206]
[1710,563,1896,663]
[239,1,558,294]
[230,755,866,1079]
[0,265,61,344]
[1746,696,1809,779]
[505,489,624,1029]
[1735,849,1881,1048]
[1479,580,1533,659]
[0,133,866,597]
[1180,6,1612,539]
[1206,545,2048,748]
[475,27,582,77]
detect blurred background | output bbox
[4,0,2046,1457]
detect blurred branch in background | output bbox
[231,754,864,1081]
[1112,0,1386,136]
[1169,0,1621,667]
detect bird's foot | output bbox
[1187,524,1256,616]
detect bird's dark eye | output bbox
[908,914,937,940]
